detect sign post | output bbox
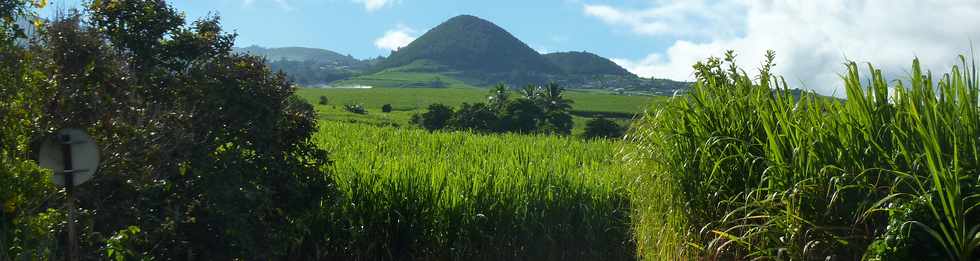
[39,129,100,261]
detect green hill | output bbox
[544,51,634,76]
[235,45,359,66]
[377,15,562,85]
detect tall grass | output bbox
[311,121,633,260]
[626,51,980,260]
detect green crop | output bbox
[626,51,980,260]
[313,121,634,260]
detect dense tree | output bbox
[1,1,60,259]
[536,83,573,135]
[582,118,625,139]
[450,102,499,133]
[499,99,545,134]
[419,103,454,131]
[1,1,337,259]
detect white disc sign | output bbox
[38,129,100,187]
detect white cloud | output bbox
[353,0,397,12]
[374,24,417,51]
[584,1,744,39]
[591,0,980,95]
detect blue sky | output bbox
[42,0,980,95]
[162,0,676,61]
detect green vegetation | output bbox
[332,70,475,88]
[315,120,633,260]
[582,117,626,140]
[5,1,978,260]
[415,83,575,135]
[3,2,334,259]
[626,51,980,260]
[378,15,562,83]
[296,86,661,135]
[544,51,634,76]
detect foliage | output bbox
[381,103,392,113]
[0,1,338,259]
[626,50,980,260]
[314,120,633,260]
[344,103,367,114]
[319,95,328,105]
[543,51,633,76]
[449,102,498,133]
[0,1,61,259]
[418,103,454,131]
[582,117,624,140]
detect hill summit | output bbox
[378,15,562,84]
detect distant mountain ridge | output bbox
[234,45,360,66]
[236,15,690,93]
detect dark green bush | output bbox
[419,103,454,131]
[582,117,624,139]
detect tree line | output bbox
[411,83,625,139]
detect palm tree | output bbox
[488,83,509,110]
[541,82,571,113]
[520,84,538,100]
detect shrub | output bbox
[381,103,392,113]
[582,118,624,139]
[319,95,329,105]
[344,103,366,114]
[450,102,498,132]
[418,103,454,131]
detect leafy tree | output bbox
[419,103,454,131]
[499,99,544,133]
[319,95,329,105]
[582,117,625,139]
[381,103,393,113]
[1,1,61,259]
[540,111,573,135]
[22,2,337,259]
[450,102,498,133]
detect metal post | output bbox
[61,137,79,261]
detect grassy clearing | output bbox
[313,121,633,260]
[626,52,980,260]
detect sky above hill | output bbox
[44,0,980,95]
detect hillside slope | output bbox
[377,15,561,85]
[544,51,634,76]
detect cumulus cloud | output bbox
[589,0,980,95]
[374,24,417,51]
[353,0,396,12]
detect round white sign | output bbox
[38,129,100,187]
